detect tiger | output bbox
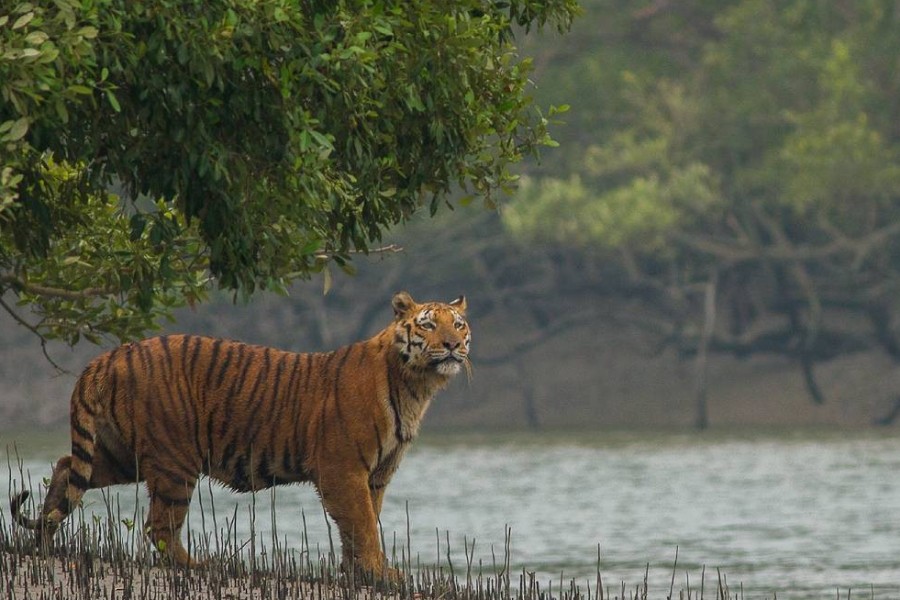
[10,291,470,579]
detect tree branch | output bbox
[0,294,68,373]
[0,275,114,301]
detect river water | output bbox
[2,428,899,599]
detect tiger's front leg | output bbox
[317,470,395,580]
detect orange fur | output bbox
[10,291,470,578]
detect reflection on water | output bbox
[2,428,899,599]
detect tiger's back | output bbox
[10,292,470,578]
[88,335,331,493]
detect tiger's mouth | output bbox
[430,353,467,375]
[430,353,465,365]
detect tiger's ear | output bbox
[392,291,418,318]
[449,295,467,314]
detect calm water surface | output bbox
[2,428,899,599]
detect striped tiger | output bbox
[10,291,470,578]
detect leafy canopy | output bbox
[0,0,577,346]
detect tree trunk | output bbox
[694,271,718,430]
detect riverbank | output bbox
[3,551,341,600]
[0,547,740,600]
[1,518,732,600]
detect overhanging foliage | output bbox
[0,0,577,346]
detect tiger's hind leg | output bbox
[144,466,199,567]
[11,441,144,545]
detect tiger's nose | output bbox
[443,339,460,351]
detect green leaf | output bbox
[12,12,34,29]
[105,89,121,112]
[38,47,59,63]
[3,118,29,142]
[77,26,99,39]
[54,99,69,123]
[24,31,49,45]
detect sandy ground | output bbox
[2,551,377,600]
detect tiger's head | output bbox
[391,291,470,377]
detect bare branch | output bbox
[314,244,404,261]
[0,294,68,374]
[0,275,114,301]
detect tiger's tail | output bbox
[9,489,39,529]
[10,370,100,537]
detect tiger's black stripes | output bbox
[403,323,413,353]
[10,292,471,578]
[165,350,194,432]
[190,336,204,374]
[218,350,255,439]
[212,344,236,390]
[234,352,278,464]
[138,340,156,382]
[231,455,251,491]
[72,421,92,441]
[159,335,174,371]
[265,353,292,446]
[203,338,224,389]
[71,442,92,464]
[330,345,355,432]
[257,451,275,486]
[75,380,96,417]
[106,368,129,451]
[176,336,190,376]
[284,353,305,474]
[67,469,90,492]
[285,353,302,401]
[246,347,271,405]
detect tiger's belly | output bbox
[205,456,312,493]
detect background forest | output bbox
[5,0,900,431]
